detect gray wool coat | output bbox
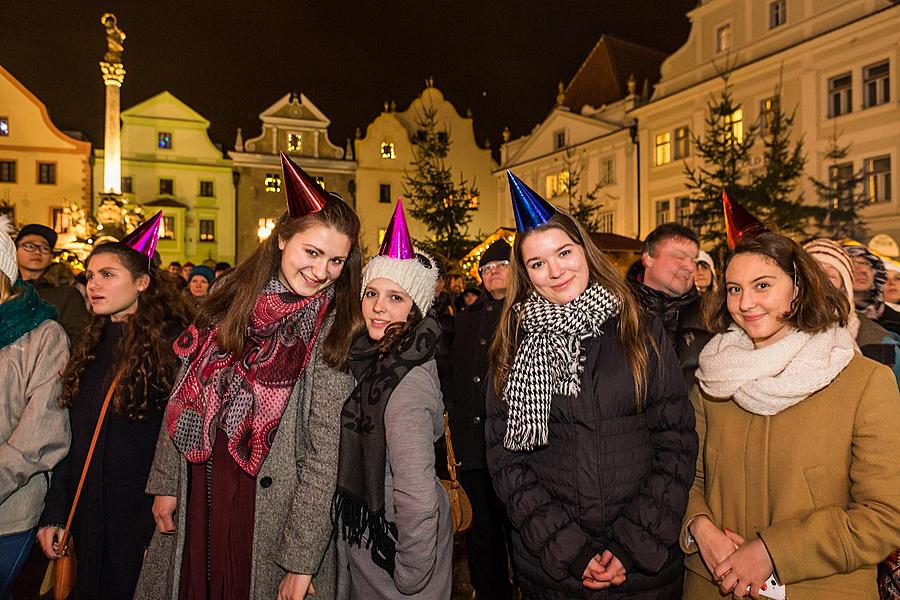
[133,316,354,600]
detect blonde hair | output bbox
[0,273,18,303]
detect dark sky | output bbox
[1,1,695,153]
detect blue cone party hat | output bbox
[120,211,163,260]
[378,198,416,259]
[507,170,556,232]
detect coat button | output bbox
[473,376,481,383]
[479,338,487,346]
[473,416,482,424]
[260,476,273,488]
[486,305,493,312]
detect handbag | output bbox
[439,412,473,535]
[42,370,124,600]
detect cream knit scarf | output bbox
[696,325,854,415]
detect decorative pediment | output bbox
[504,108,618,168]
[259,92,331,129]
[122,91,208,126]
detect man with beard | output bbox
[627,223,711,388]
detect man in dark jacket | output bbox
[844,242,900,337]
[16,223,90,342]
[446,239,514,600]
[627,223,711,389]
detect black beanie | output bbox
[479,239,511,268]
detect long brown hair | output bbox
[704,232,849,334]
[60,244,193,420]
[197,197,363,371]
[491,211,653,409]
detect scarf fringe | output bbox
[331,490,397,575]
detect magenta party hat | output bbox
[507,170,557,232]
[281,152,329,218]
[120,210,162,259]
[378,198,415,259]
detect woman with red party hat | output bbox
[136,154,362,600]
[37,213,193,600]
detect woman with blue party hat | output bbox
[484,172,696,599]
[333,199,452,599]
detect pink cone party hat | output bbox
[281,152,329,218]
[120,210,162,259]
[723,192,767,249]
[378,198,415,259]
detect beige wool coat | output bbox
[134,316,354,600]
[681,354,900,600]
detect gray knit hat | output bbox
[0,216,18,284]
[361,248,439,314]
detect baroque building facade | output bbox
[229,92,356,260]
[93,91,236,264]
[0,64,91,243]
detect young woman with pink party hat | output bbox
[333,199,453,599]
[136,154,362,600]
[37,212,193,600]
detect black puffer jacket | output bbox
[485,316,697,599]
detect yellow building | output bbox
[355,83,498,255]
[0,64,91,242]
[93,91,236,264]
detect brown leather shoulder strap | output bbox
[443,411,459,483]
[58,369,125,553]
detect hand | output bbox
[581,550,626,590]
[714,536,773,599]
[690,516,739,577]
[152,495,178,534]
[37,526,62,560]
[277,573,315,599]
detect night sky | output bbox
[1,1,696,154]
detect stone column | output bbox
[100,61,125,194]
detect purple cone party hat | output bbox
[722,192,767,249]
[281,152,329,218]
[507,170,556,232]
[120,210,162,259]
[379,198,416,259]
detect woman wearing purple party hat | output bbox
[332,199,452,599]
[37,212,193,600]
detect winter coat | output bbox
[877,303,900,337]
[337,360,453,599]
[856,314,900,385]
[445,292,503,472]
[31,276,90,342]
[485,316,698,599]
[0,320,70,536]
[681,354,900,600]
[40,320,173,600]
[134,315,354,600]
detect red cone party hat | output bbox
[281,152,329,218]
[722,192,767,249]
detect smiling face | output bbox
[86,252,149,321]
[519,227,590,305]
[643,237,699,297]
[277,223,351,297]
[361,277,414,341]
[725,253,796,349]
[694,262,713,292]
[189,275,210,297]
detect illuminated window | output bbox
[759,97,778,136]
[199,219,216,242]
[378,228,387,245]
[0,161,16,183]
[655,200,670,225]
[158,132,172,149]
[315,177,326,190]
[599,157,615,185]
[121,176,133,194]
[863,61,890,109]
[379,184,391,203]
[597,211,614,233]
[545,171,569,197]
[674,126,690,160]
[161,216,176,240]
[37,162,57,185]
[827,73,852,118]
[51,208,69,233]
[829,162,854,208]
[257,218,276,241]
[725,109,744,144]
[655,132,671,166]
[864,156,891,204]
[716,23,732,53]
[287,133,302,153]
[0,117,8,136]
[380,142,396,159]
[159,178,174,195]
[199,180,214,197]
[265,173,282,193]
[676,197,692,225]
[769,0,786,29]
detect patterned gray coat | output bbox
[134,316,354,600]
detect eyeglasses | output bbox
[478,260,509,274]
[19,242,52,255]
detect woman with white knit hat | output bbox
[883,256,900,311]
[333,199,452,599]
[695,249,717,294]
[0,216,70,596]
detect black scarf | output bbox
[332,314,440,575]
[628,271,699,339]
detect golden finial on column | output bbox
[627,74,636,95]
[502,126,511,142]
[556,81,566,106]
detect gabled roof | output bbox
[123,91,209,125]
[563,35,667,113]
[259,92,331,127]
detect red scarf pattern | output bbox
[167,280,332,476]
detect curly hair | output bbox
[59,243,193,421]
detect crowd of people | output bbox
[0,152,898,600]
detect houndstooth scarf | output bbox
[503,283,620,451]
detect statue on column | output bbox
[101,13,125,63]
